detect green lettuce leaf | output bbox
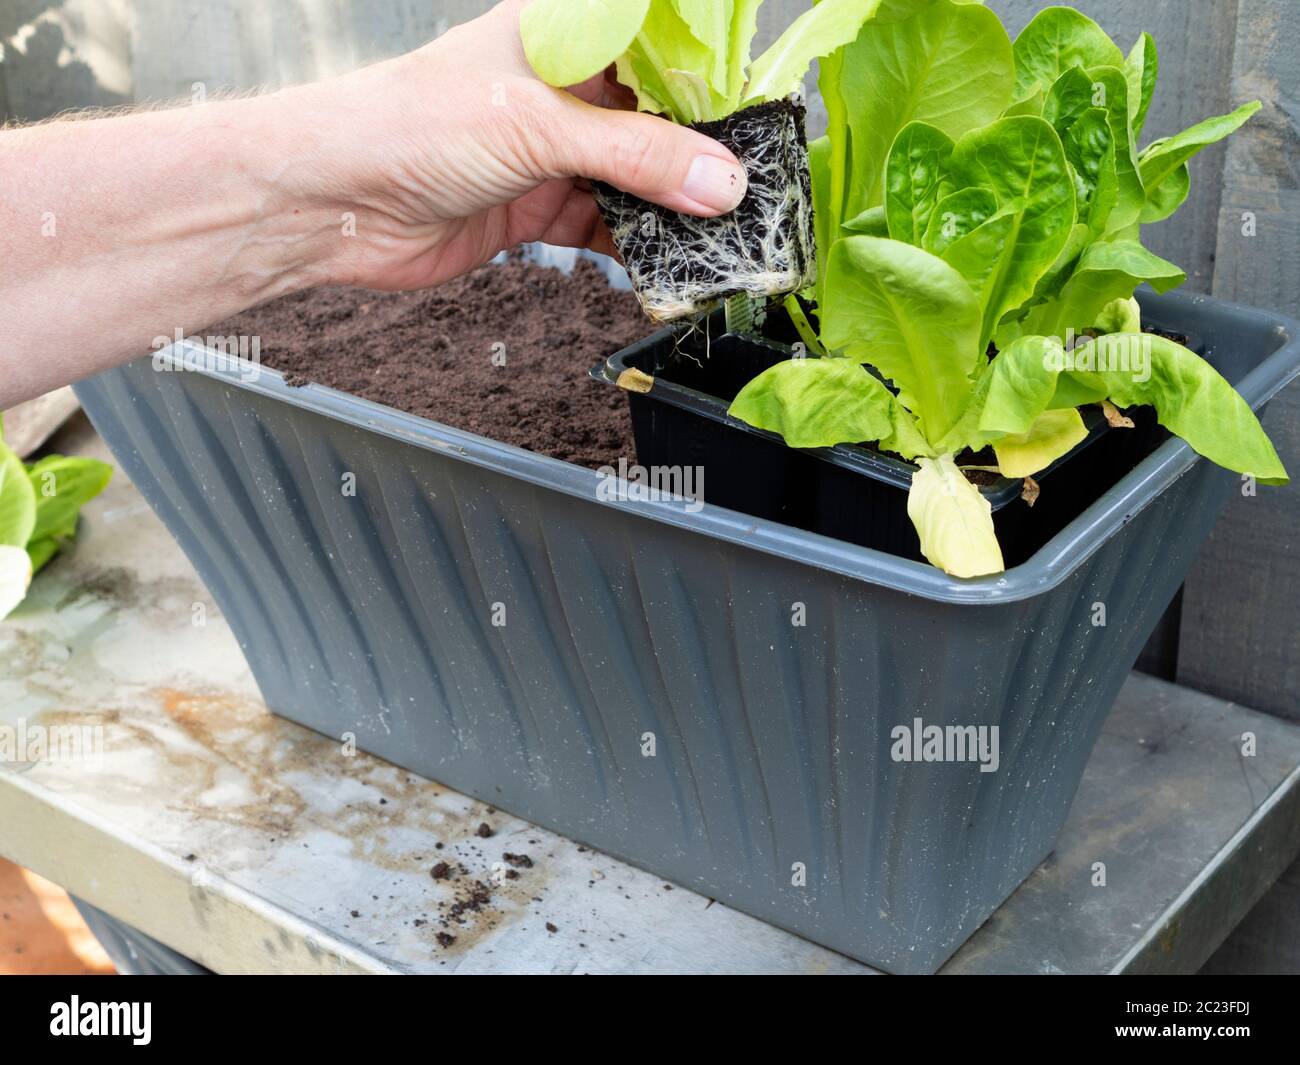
[1140,101,1262,189]
[821,236,983,440]
[673,0,733,94]
[875,0,982,21]
[945,115,1077,348]
[1082,66,1143,234]
[842,205,891,237]
[1041,65,1098,130]
[728,356,932,458]
[726,0,763,105]
[1022,240,1184,338]
[1140,162,1191,224]
[1125,32,1158,139]
[939,209,1018,321]
[923,187,999,255]
[935,334,1065,454]
[1139,101,1261,219]
[837,0,1013,214]
[27,456,114,543]
[742,0,887,106]
[625,0,724,121]
[809,134,835,286]
[1011,6,1124,103]
[613,51,673,115]
[0,442,36,549]
[1094,296,1142,334]
[522,0,652,87]
[659,68,719,123]
[953,331,1285,483]
[884,122,956,245]
[1068,334,1288,483]
[1060,107,1117,238]
[27,537,61,576]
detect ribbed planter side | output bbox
[74,349,1239,973]
[71,897,209,976]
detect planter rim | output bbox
[136,290,1299,606]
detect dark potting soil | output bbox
[213,258,650,470]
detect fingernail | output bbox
[683,155,748,213]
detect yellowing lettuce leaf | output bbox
[907,455,1005,577]
[994,408,1089,478]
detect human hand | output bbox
[0,0,749,405]
[288,0,749,290]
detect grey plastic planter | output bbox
[71,897,209,976]
[73,283,1299,974]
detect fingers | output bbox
[543,93,748,218]
[526,178,619,259]
[586,222,618,261]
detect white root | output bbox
[596,100,817,324]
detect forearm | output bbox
[0,0,744,408]
[0,86,348,406]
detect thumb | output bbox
[547,95,749,217]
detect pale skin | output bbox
[0,0,747,407]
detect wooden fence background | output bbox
[3,0,1297,970]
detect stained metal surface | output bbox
[69,290,1300,972]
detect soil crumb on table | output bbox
[213,257,650,470]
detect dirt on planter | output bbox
[212,258,649,470]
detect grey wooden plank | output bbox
[125,0,812,98]
[1177,0,1300,722]
[1180,0,1300,976]
[129,0,247,102]
[0,48,11,122]
[0,0,131,119]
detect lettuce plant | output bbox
[809,2,1259,337]
[729,3,1286,578]
[523,2,908,322]
[0,416,112,619]
[522,0,890,125]
[731,233,1287,577]
[995,9,1259,343]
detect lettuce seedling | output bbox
[521,0,897,322]
[809,2,1258,339]
[523,0,885,123]
[0,415,112,619]
[730,112,1287,577]
[994,8,1260,343]
[728,2,1279,577]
